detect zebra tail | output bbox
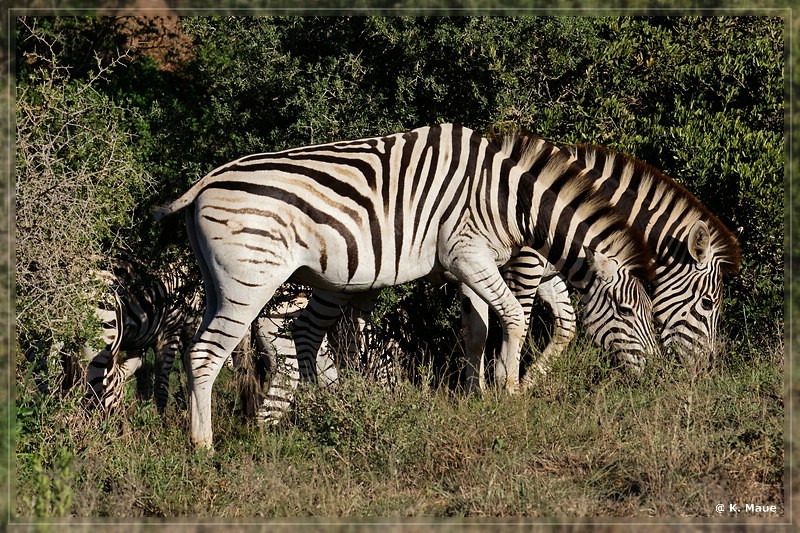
[235,343,265,419]
[151,203,178,221]
[151,174,210,222]
[152,177,211,251]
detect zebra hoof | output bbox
[193,440,215,454]
[505,378,520,395]
[191,430,215,452]
[520,367,547,392]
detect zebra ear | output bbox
[584,246,617,282]
[688,220,711,265]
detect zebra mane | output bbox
[570,143,742,278]
[490,130,655,281]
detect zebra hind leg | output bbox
[186,293,277,449]
[154,332,183,414]
[132,350,154,402]
[459,284,490,394]
[253,310,302,426]
[255,289,353,425]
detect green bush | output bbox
[15,18,153,348]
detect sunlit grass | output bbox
[13,334,784,519]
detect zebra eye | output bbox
[701,297,715,311]
[619,305,635,317]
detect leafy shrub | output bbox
[15,19,152,349]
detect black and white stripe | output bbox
[466,141,742,388]
[85,254,201,414]
[235,286,398,425]
[154,124,656,449]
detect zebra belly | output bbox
[289,261,443,292]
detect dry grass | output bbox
[11,329,785,526]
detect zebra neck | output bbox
[526,230,600,294]
[517,185,645,294]
[572,144,740,277]
[592,177,724,272]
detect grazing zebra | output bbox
[568,144,740,358]
[460,141,742,389]
[248,288,401,425]
[154,124,656,449]
[85,253,202,415]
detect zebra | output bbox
[235,286,400,424]
[459,140,742,389]
[153,124,657,449]
[567,144,741,358]
[84,253,202,415]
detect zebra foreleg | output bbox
[84,348,113,408]
[83,346,134,415]
[521,274,576,389]
[450,262,526,394]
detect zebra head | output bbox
[580,247,658,373]
[652,220,735,361]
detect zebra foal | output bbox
[154,124,657,449]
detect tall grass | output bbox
[13,333,784,520]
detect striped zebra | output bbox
[460,141,742,389]
[154,124,657,449]
[235,286,399,424]
[84,253,202,415]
